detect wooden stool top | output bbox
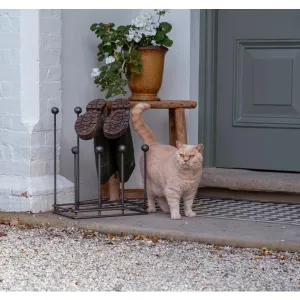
[105,100,197,109]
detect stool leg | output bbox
[174,108,187,144]
[109,172,120,201]
[169,108,177,147]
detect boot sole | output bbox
[75,99,106,140]
[103,99,130,139]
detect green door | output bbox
[216,9,300,172]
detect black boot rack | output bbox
[51,106,148,219]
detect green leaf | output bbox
[90,23,98,31]
[160,22,172,33]
[162,38,173,47]
[109,61,122,72]
[155,30,165,41]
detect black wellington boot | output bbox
[114,125,135,183]
[103,98,135,183]
[93,111,118,185]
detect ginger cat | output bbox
[131,103,204,220]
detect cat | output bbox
[131,103,204,220]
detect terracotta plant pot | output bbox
[128,46,168,101]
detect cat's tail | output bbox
[131,103,156,145]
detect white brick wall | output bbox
[32,9,62,176]
[0,9,73,212]
[0,9,22,177]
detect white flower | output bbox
[132,11,154,28]
[150,29,157,36]
[126,29,137,41]
[126,34,134,42]
[153,22,159,28]
[134,36,141,43]
[105,56,115,64]
[151,40,159,46]
[91,68,100,78]
[132,17,146,28]
[145,24,153,31]
[141,11,152,20]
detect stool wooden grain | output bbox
[103,100,197,199]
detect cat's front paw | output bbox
[147,207,157,213]
[185,210,197,218]
[171,212,182,220]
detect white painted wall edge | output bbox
[20,9,40,131]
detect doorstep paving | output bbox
[0,198,299,253]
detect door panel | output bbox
[216,10,300,172]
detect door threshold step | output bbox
[199,168,300,204]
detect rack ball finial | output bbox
[71,146,79,154]
[118,145,127,153]
[95,146,104,154]
[141,144,149,152]
[51,107,59,115]
[74,107,82,115]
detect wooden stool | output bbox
[103,100,197,199]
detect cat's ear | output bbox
[176,140,184,149]
[195,144,204,154]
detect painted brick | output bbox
[8,196,32,212]
[0,10,20,17]
[10,118,27,131]
[39,49,61,66]
[0,144,13,160]
[0,33,20,48]
[0,16,20,33]
[0,65,20,81]
[40,10,61,18]
[11,49,20,64]
[40,82,61,98]
[31,145,54,161]
[30,160,55,177]
[40,33,62,49]
[34,113,62,131]
[0,161,30,176]
[40,18,61,34]
[0,82,11,97]
[30,160,46,177]
[0,82,20,98]
[40,65,61,82]
[0,49,12,65]
[0,129,30,147]
[0,142,30,162]
[12,145,30,161]
[0,197,10,211]
[0,116,26,132]
[31,131,47,146]
[0,116,11,129]
[46,98,61,111]
[45,129,61,145]
[0,98,20,115]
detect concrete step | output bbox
[0,209,299,252]
[199,168,300,204]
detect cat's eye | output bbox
[180,154,184,158]
[189,155,195,159]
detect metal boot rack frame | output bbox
[51,106,148,219]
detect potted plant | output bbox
[90,10,173,101]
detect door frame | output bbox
[198,9,218,167]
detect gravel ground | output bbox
[0,223,299,291]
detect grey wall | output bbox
[61,9,200,200]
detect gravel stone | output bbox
[0,224,299,291]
